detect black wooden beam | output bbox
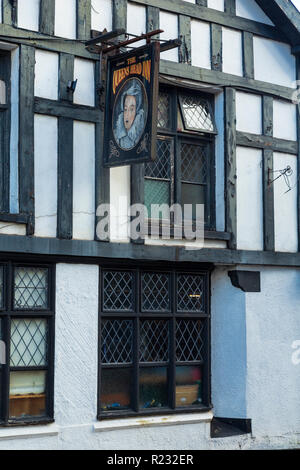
[59,53,75,103]
[262,96,275,252]
[178,15,191,65]
[2,0,15,26]
[2,234,300,267]
[242,31,254,80]
[224,0,236,16]
[236,132,297,155]
[113,0,127,31]
[159,60,294,101]
[146,5,160,34]
[77,0,92,41]
[34,98,100,123]
[196,0,207,6]
[224,88,237,250]
[57,118,73,239]
[130,165,145,245]
[296,56,300,251]
[19,45,35,236]
[211,23,222,72]
[40,0,55,36]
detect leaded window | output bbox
[99,266,210,418]
[145,87,216,229]
[0,263,55,426]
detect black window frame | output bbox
[98,262,212,420]
[0,262,55,427]
[144,85,217,233]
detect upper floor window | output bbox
[144,87,217,230]
[0,263,55,426]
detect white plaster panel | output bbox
[160,11,179,62]
[237,147,264,251]
[35,50,59,100]
[246,266,300,436]
[17,0,40,31]
[0,1,2,23]
[55,264,99,426]
[91,0,112,32]
[110,166,131,243]
[273,100,297,141]
[127,2,146,47]
[0,223,26,235]
[236,92,262,134]
[274,153,298,253]
[10,47,19,214]
[236,0,274,25]
[207,0,224,11]
[34,115,58,238]
[55,0,77,39]
[215,92,225,232]
[253,37,296,88]
[222,28,243,76]
[183,0,195,3]
[73,58,95,107]
[73,121,95,240]
[191,20,211,69]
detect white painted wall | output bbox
[17,0,40,31]
[0,0,2,23]
[160,11,179,62]
[246,266,300,437]
[34,115,58,238]
[73,121,95,240]
[236,92,262,134]
[273,100,297,141]
[91,0,112,32]
[222,28,243,76]
[191,20,211,69]
[55,0,77,39]
[274,153,298,253]
[35,50,59,100]
[110,167,131,243]
[236,0,274,26]
[73,58,95,107]
[236,147,264,251]
[0,223,26,235]
[253,37,296,88]
[127,2,146,47]
[183,0,195,3]
[10,47,19,214]
[207,0,224,11]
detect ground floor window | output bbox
[99,265,211,418]
[0,262,55,425]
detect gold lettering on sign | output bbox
[112,59,151,94]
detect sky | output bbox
[292,0,300,11]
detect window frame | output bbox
[143,85,217,233]
[0,262,55,427]
[98,262,212,420]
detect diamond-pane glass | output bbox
[145,180,170,218]
[176,320,204,362]
[179,95,215,132]
[14,267,48,310]
[0,266,3,308]
[158,92,171,129]
[181,143,208,184]
[177,274,205,312]
[10,319,47,367]
[101,319,133,364]
[103,271,133,311]
[142,273,170,312]
[140,320,169,363]
[145,139,171,180]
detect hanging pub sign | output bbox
[103,42,160,167]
